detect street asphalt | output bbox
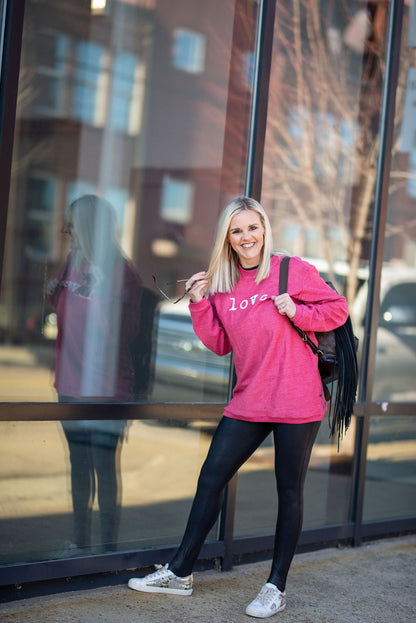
[0,534,415,622]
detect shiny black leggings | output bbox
[169,416,320,592]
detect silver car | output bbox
[351,266,416,402]
[151,301,231,403]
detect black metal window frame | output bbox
[0,0,415,587]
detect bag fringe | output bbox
[329,316,358,448]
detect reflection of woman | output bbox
[47,195,142,553]
[128,197,349,618]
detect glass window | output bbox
[406,150,416,197]
[0,419,219,562]
[34,31,69,116]
[242,51,255,87]
[72,41,106,126]
[0,0,256,404]
[150,301,230,403]
[236,1,388,536]
[363,417,416,522]
[372,5,416,402]
[261,2,388,309]
[109,52,141,133]
[234,419,356,537]
[172,29,206,74]
[26,177,57,260]
[287,109,358,183]
[0,0,259,570]
[160,175,194,225]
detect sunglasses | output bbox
[152,275,204,304]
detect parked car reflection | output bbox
[351,266,416,402]
[151,301,231,403]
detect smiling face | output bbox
[228,209,265,268]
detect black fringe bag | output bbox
[279,256,358,445]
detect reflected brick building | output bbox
[2,0,256,340]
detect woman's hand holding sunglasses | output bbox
[186,271,208,303]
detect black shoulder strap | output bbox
[278,255,321,356]
[279,256,290,295]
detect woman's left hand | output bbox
[271,293,296,319]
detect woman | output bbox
[47,195,142,553]
[128,197,348,618]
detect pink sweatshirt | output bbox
[48,252,142,400]
[189,255,349,424]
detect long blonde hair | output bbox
[206,197,274,293]
[64,195,122,281]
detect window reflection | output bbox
[260,2,416,407]
[46,195,147,400]
[60,411,125,554]
[160,175,194,225]
[352,269,416,402]
[261,2,387,307]
[0,419,217,562]
[72,42,106,126]
[172,29,206,74]
[0,0,255,403]
[26,177,57,260]
[109,52,142,133]
[151,301,229,402]
[234,420,355,538]
[44,194,152,553]
[363,417,416,522]
[34,32,69,116]
[371,4,416,402]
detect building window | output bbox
[109,52,142,134]
[34,32,69,116]
[172,29,206,74]
[160,176,194,224]
[72,41,106,126]
[288,107,358,181]
[90,0,109,15]
[407,151,416,198]
[26,177,57,260]
[242,51,255,88]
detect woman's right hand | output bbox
[186,271,208,303]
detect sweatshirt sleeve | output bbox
[189,297,232,356]
[290,259,349,332]
[46,253,73,308]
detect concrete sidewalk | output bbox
[1,535,415,623]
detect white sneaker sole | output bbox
[128,578,193,596]
[245,602,286,618]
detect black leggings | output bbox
[169,416,320,592]
[62,424,123,547]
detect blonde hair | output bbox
[64,195,122,279]
[206,196,274,294]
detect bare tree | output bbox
[260,0,412,304]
